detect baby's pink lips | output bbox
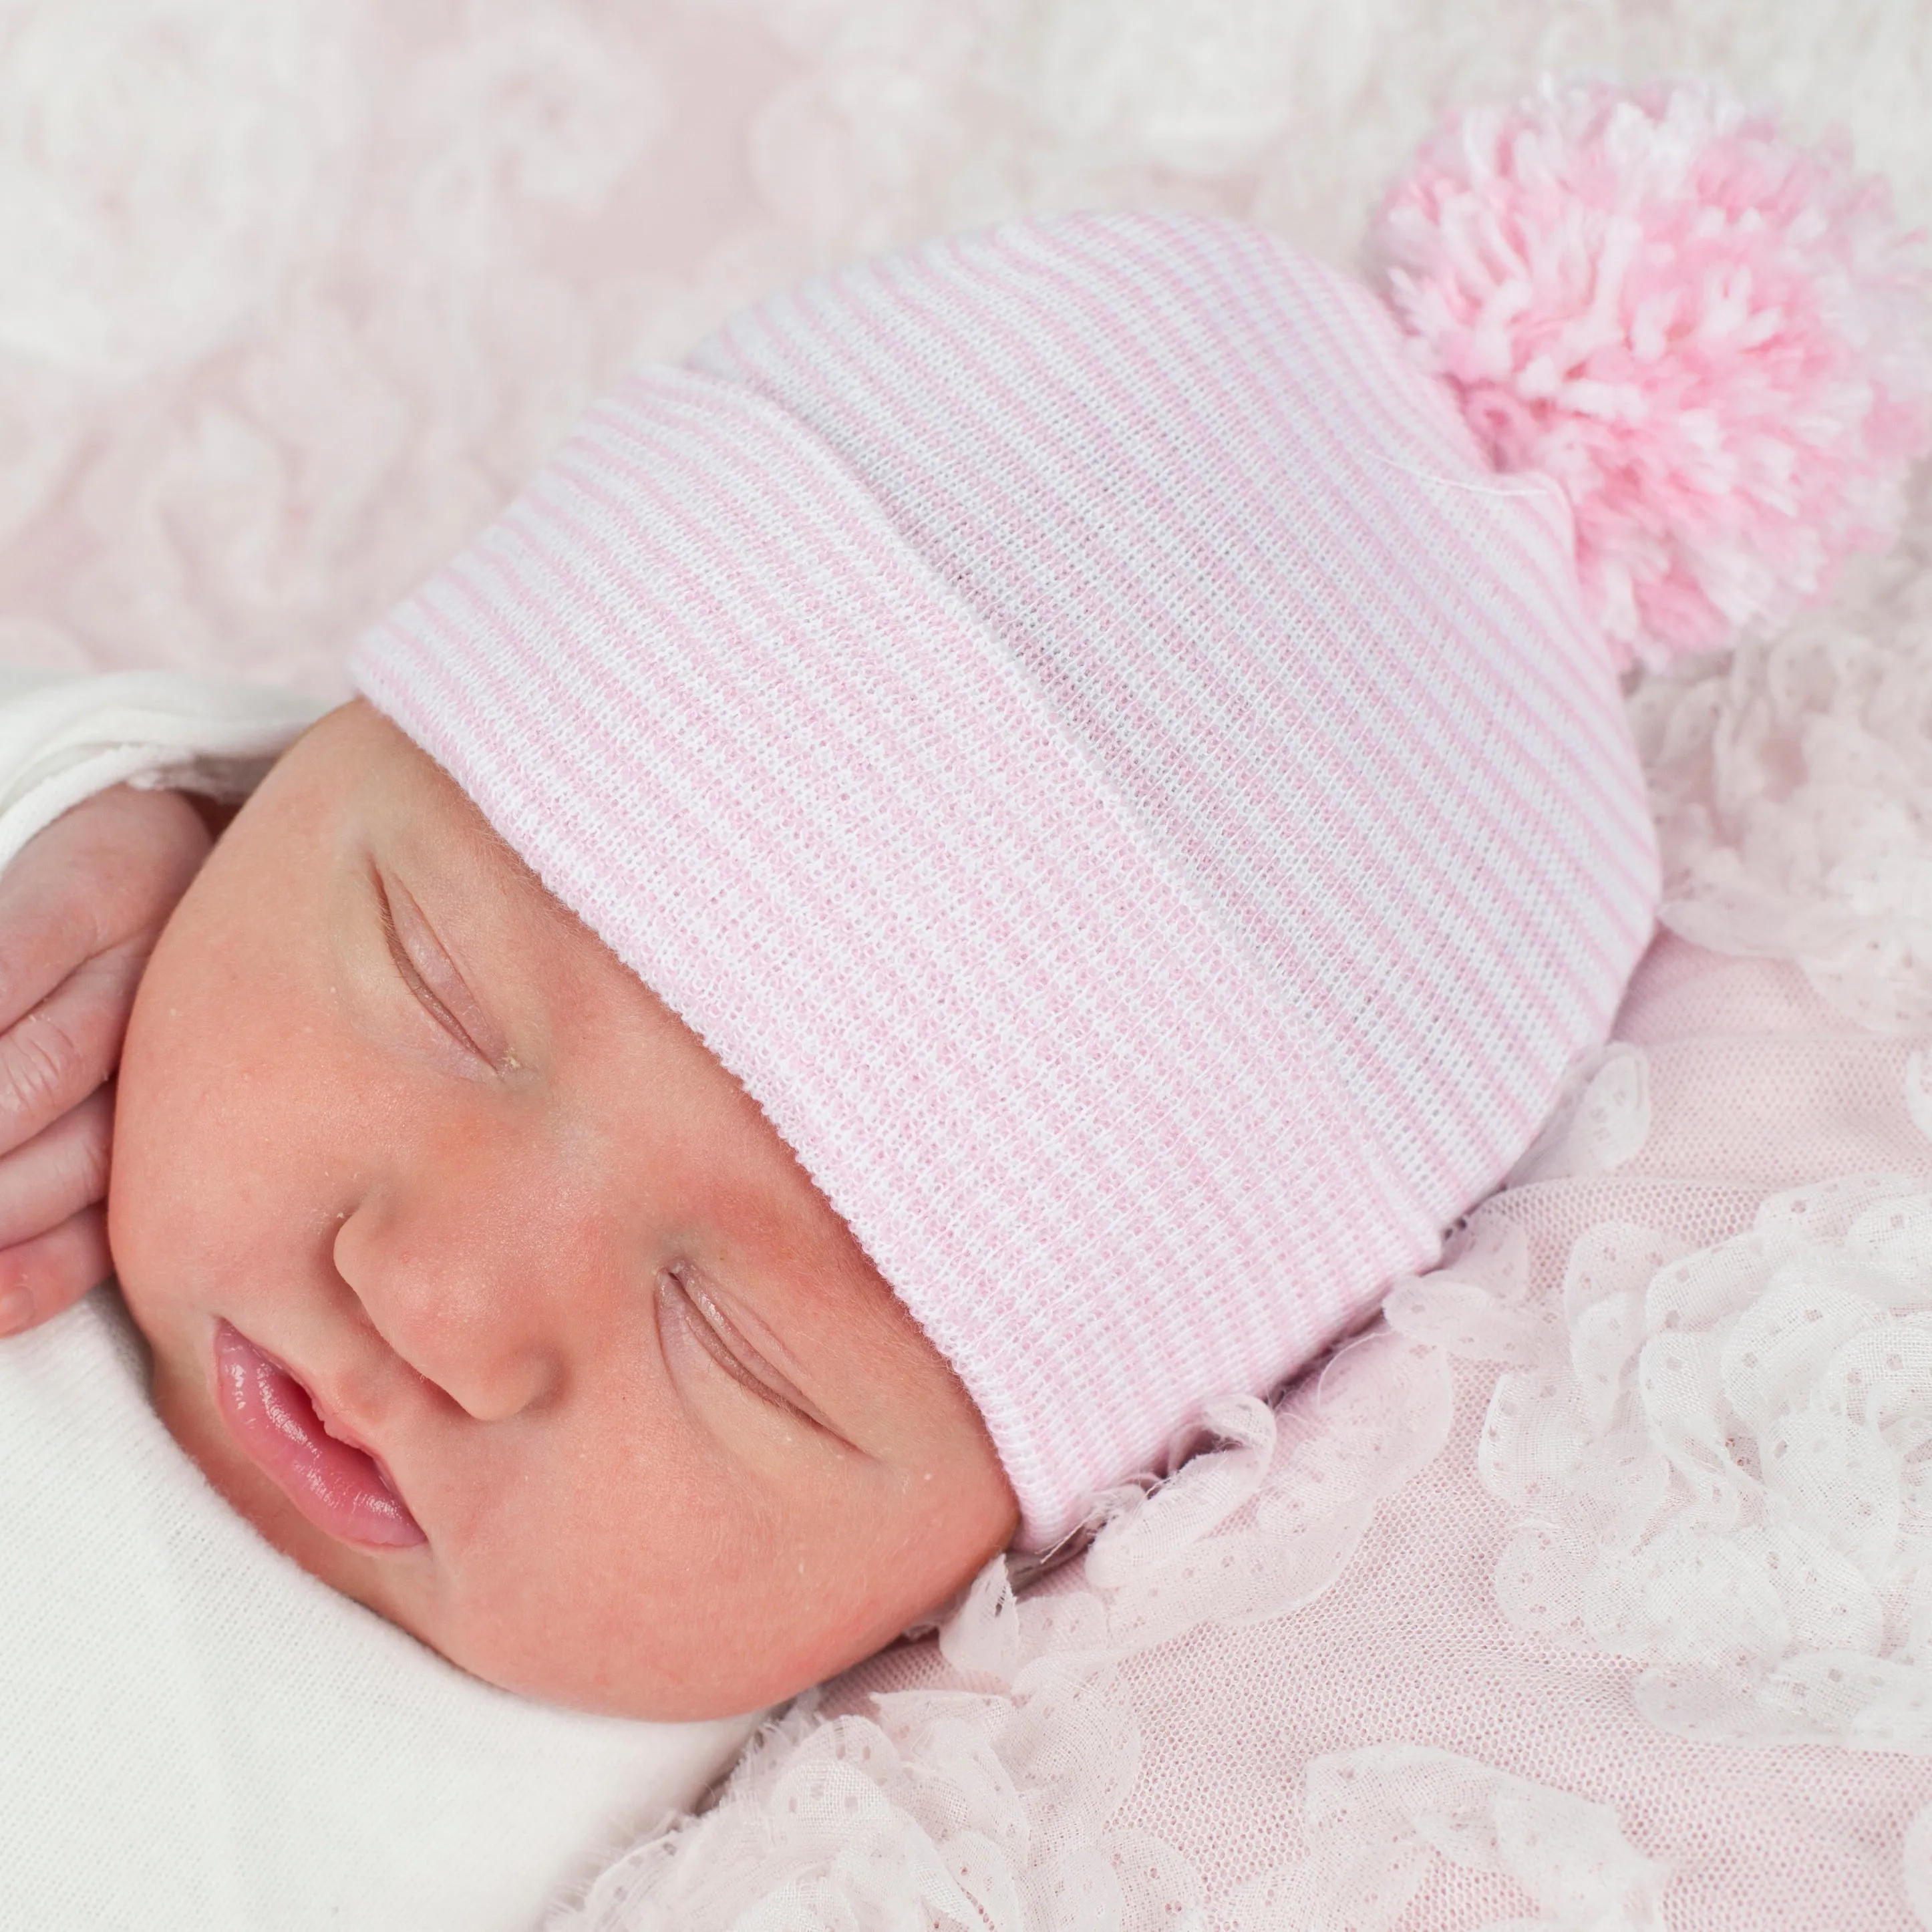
[212,1319,426,1551]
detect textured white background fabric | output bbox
[6,4,1932,1928]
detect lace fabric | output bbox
[1631,464,1932,1034]
[1403,1166,1932,1751]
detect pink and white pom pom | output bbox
[1373,78,1932,671]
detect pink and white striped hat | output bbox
[351,84,1929,1547]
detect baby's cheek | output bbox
[112,1029,261,1337]
[412,1410,800,1718]
[111,856,337,1423]
[111,1001,213,1334]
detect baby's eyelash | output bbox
[657,1265,825,1430]
[376,875,482,1057]
[372,868,518,1070]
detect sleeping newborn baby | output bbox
[111,693,1017,1718]
[5,82,1921,1925]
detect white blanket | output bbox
[0,671,760,1932]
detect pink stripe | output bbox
[1072,219,1657,1060]
[758,241,1526,1168]
[801,216,1625,1063]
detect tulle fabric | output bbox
[1635,466,1932,1033]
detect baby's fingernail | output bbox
[0,1289,32,1335]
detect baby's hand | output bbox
[0,786,216,1336]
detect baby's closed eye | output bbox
[371,864,513,1071]
[655,1261,833,1436]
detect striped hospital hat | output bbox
[351,86,1928,1546]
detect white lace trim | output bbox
[1630,489,1932,1035]
[1505,1045,1653,1187]
[1391,1052,1932,1752]
[1225,1745,1669,1932]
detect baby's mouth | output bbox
[212,1320,426,1551]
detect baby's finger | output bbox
[0,851,104,1037]
[0,1083,114,1256]
[0,784,210,1039]
[0,938,145,1160]
[0,1202,113,1337]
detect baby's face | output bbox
[110,700,1017,1720]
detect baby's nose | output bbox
[331,1187,560,1424]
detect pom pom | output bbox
[1372,78,1932,671]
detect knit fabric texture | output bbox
[349,211,1659,1548]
